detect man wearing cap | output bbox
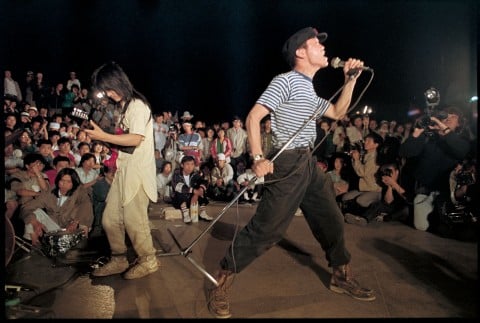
[180,111,194,122]
[209,153,236,202]
[28,106,39,118]
[178,120,203,168]
[207,27,373,318]
[19,112,32,129]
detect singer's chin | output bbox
[321,56,329,66]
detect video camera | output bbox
[415,87,448,134]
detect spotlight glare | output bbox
[424,87,440,106]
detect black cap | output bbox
[282,27,327,68]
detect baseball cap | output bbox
[282,27,327,67]
[49,122,60,130]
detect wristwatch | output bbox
[253,154,264,161]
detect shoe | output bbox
[199,210,213,221]
[124,255,159,280]
[183,210,191,223]
[329,264,376,301]
[374,214,385,222]
[208,270,234,319]
[92,255,129,277]
[344,213,368,226]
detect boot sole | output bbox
[329,285,376,301]
[91,267,129,277]
[208,305,232,319]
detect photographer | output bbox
[162,126,181,170]
[399,106,471,231]
[342,132,383,220]
[344,162,411,225]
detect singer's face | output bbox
[304,38,328,68]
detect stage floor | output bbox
[5,200,478,318]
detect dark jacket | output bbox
[399,131,470,193]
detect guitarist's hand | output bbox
[84,120,106,141]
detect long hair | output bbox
[91,61,150,111]
[53,167,82,197]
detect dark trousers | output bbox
[172,192,208,209]
[220,149,351,273]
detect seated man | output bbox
[341,132,383,214]
[235,164,264,203]
[19,168,93,249]
[171,155,213,223]
[208,153,237,202]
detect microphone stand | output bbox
[157,82,348,286]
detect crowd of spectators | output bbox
[4,68,478,247]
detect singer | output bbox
[207,27,374,319]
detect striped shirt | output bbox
[257,70,330,150]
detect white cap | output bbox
[217,153,226,161]
[49,122,60,130]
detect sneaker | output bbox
[208,270,234,319]
[374,214,385,222]
[124,255,159,280]
[329,265,375,301]
[199,210,213,221]
[344,213,368,226]
[183,210,191,223]
[92,255,129,277]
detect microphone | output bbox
[330,57,373,75]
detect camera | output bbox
[416,108,448,129]
[455,171,475,186]
[347,141,365,158]
[379,168,393,177]
[168,125,177,136]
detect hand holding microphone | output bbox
[330,57,373,77]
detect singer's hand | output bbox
[252,159,273,178]
[343,58,365,80]
[84,120,106,141]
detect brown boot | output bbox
[329,264,376,301]
[208,269,234,319]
